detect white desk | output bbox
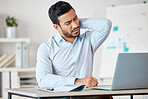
[6,87,148,99]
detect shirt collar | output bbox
[54,32,64,43]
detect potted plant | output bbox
[5,16,18,38]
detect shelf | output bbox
[0,38,30,43]
[0,98,7,99]
[0,67,36,72]
[0,38,32,99]
[20,84,38,88]
[0,67,37,98]
[20,78,37,88]
[19,74,36,78]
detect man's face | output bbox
[57,9,80,38]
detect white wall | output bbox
[0,0,147,78]
[0,0,148,98]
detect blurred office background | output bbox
[0,0,146,69]
[0,0,148,99]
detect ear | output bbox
[53,24,61,32]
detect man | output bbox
[36,1,112,99]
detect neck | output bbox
[62,36,76,44]
[59,31,76,44]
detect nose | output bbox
[72,21,78,28]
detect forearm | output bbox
[79,18,112,32]
[36,70,76,87]
[36,60,76,87]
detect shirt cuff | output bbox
[65,77,77,85]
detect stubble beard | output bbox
[62,26,80,38]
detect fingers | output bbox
[92,77,98,82]
[91,77,98,85]
[74,76,99,87]
[86,76,98,87]
[89,80,98,87]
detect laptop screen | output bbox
[111,53,148,90]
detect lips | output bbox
[72,27,80,34]
[73,29,79,33]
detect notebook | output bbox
[91,53,148,91]
[39,84,85,92]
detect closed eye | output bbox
[65,21,71,25]
[74,16,78,20]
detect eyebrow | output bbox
[64,15,77,25]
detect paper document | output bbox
[39,84,85,92]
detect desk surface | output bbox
[6,88,148,98]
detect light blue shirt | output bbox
[36,18,112,87]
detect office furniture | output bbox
[0,38,30,68]
[0,67,37,99]
[6,87,148,99]
[0,38,35,99]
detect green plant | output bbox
[6,16,18,27]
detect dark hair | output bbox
[48,1,74,25]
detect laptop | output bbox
[91,53,148,91]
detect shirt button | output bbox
[73,62,76,65]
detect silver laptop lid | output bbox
[111,53,148,90]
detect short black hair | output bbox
[48,1,74,25]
